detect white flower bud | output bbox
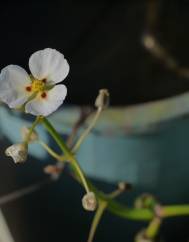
[95,89,109,109]
[5,143,28,164]
[82,192,97,211]
[21,126,38,143]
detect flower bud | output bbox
[134,194,157,209]
[21,126,38,143]
[44,164,64,175]
[82,192,97,211]
[95,89,109,109]
[5,143,28,164]
[43,164,64,180]
[118,181,132,191]
[142,34,156,50]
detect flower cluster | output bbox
[0,48,69,116]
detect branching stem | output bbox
[42,118,189,221]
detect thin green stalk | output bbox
[108,189,123,199]
[42,118,90,193]
[38,140,64,161]
[87,200,107,242]
[107,199,189,221]
[145,217,161,239]
[107,199,154,221]
[162,205,189,218]
[24,116,41,144]
[42,118,71,156]
[71,158,90,193]
[72,107,102,153]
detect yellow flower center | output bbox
[31,79,46,92]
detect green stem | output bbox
[38,140,64,161]
[108,189,123,199]
[24,116,41,144]
[87,200,107,242]
[145,217,161,239]
[42,118,90,193]
[42,118,71,156]
[72,107,102,153]
[71,158,90,193]
[107,199,154,221]
[41,118,189,221]
[107,199,189,221]
[162,205,189,218]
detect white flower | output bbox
[0,48,69,116]
[5,143,28,164]
[82,192,97,211]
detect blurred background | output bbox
[0,0,189,242]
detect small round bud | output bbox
[21,126,38,143]
[82,192,97,211]
[95,89,109,109]
[43,164,64,180]
[134,194,157,209]
[118,182,126,191]
[5,143,28,164]
[118,182,132,191]
[142,34,155,50]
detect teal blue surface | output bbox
[77,118,189,202]
[0,104,189,202]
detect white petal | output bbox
[0,65,31,108]
[29,48,69,84]
[25,84,67,116]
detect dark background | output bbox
[0,1,189,242]
[0,0,189,105]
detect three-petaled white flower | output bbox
[0,48,69,116]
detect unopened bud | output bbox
[44,164,64,180]
[118,182,132,191]
[5,143,28,164]
[82,192,97,211]
[134,194,157,209]
[44,164,63,178]
[142,34,156,50]
[95,89,109,109]
[21,126,38,143]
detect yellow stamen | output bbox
[31,79,45,92]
